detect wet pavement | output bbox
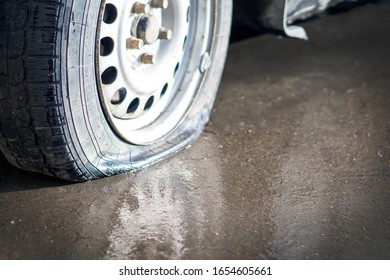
[0,2,389,260]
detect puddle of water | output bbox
[104,135,225,259]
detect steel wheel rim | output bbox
[97,0,214,145]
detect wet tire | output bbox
[0,0,232,181]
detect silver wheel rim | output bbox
[97,0,214,145]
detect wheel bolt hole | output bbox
[183,36,187,50]
[161,83,168,97]
[111,88,127,105]
[174,62,180,76]
[103,4,118,24]
[100,37,114,56]
[101,67,117,85]
[144,96,154,111]
[127,98,140,114]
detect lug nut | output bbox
[132,2,151,14]
[126,37,144,49]
[159,28,172,40]
[141,53,156,64]
[151,0,169,9]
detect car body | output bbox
[234,0,353,39]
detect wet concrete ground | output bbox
[0,2,389,260]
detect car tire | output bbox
[0,0,232,181]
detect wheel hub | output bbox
[136,15,160,45]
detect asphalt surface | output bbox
[0,2,389,260]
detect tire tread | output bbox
[0,0,90,181]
